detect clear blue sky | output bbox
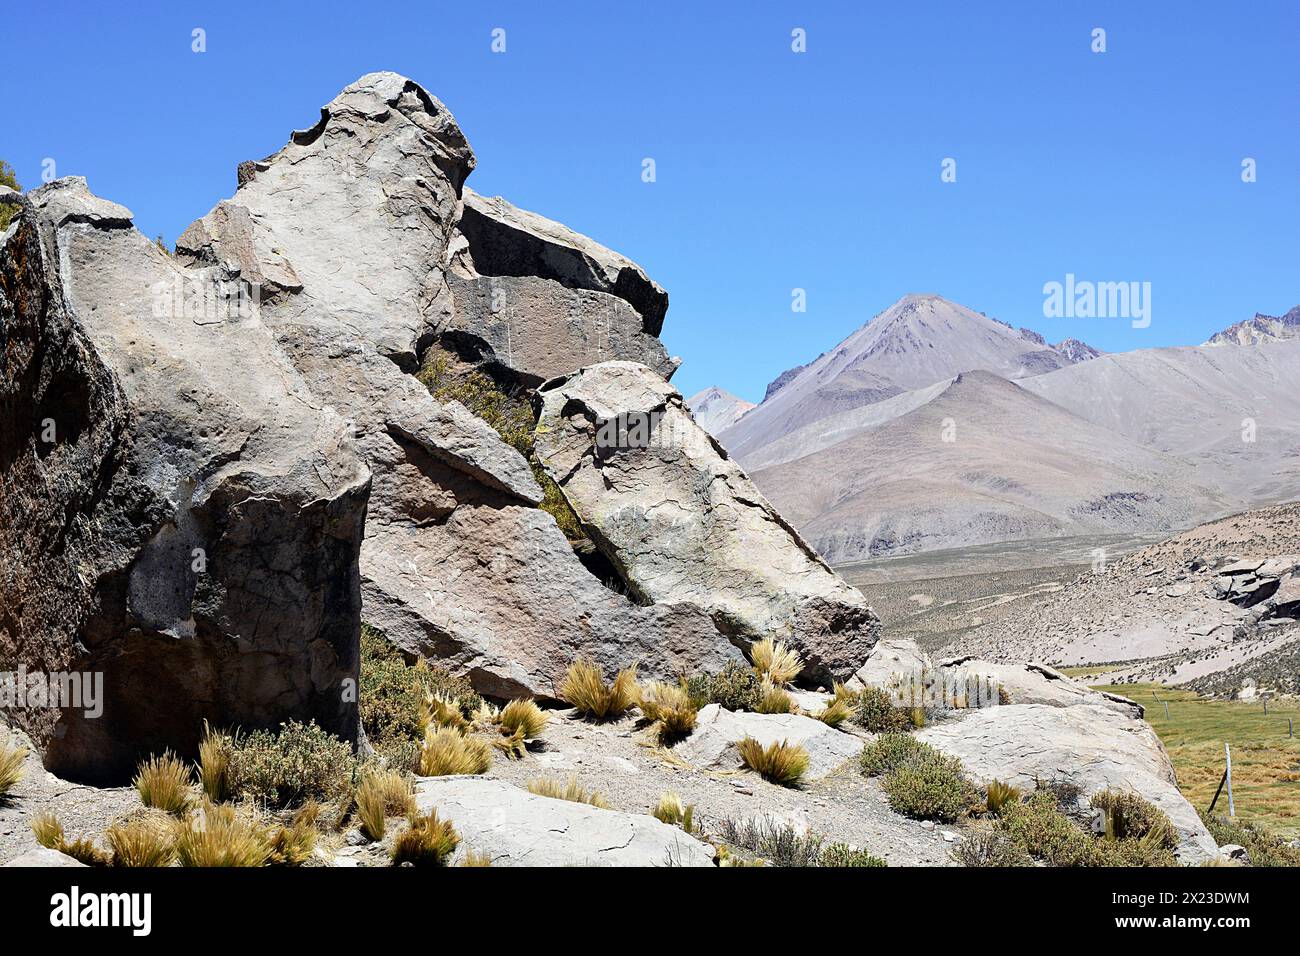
[4,1,1296,402]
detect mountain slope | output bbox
[686,386,755,434]
[1017,338,1300,503]
[745,370,1229,564]
[1205,305,1300,346]
[720,294,1078,460]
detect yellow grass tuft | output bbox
[751,638,804,686]
[31,812,65,849]
[639,681,698,741]
[106,815,176,867]
[756,678,795,714]
[815,695,853,728]
[560,658,639,720]
[31,813,110,865]
[267,802,319,866]
[737,736,809,787]
[173,801,272,867]
[419,691,469,734]
[391,809,459,866]
[0,734,28,796]
[984,779,1022,817]
[460,848,493,867]
[197,722,231,802]
[133,751,193,815]
[526,774,610,808]
[652,791,696,832]
[498,699,548,741]
[356,769,416,841]
[418,726,492,776]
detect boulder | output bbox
[176,73,749,699]
[3,847,88,868]
[846,638,931,691]
[534,362,880,685]
[414,776,715,866]
[673,704,865,781]
[916,703,1218,862]
[0,178,368,782]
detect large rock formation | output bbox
[0,179,369,782]
[534,361,880,684]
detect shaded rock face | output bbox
[446,189,676,386]
[0,179,369,782]
[534,362,881,684]
[177,73,746,699]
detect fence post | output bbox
[1163,701,1170,720]
[1225,743,1235,817]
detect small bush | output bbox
[1000,790,1104,867]
[860,733,926,777]
[359,624,481,745]
[391,809,459,866]
[715,816,823,867]
[420,692,469,734]
[173,802,273,867]
[755,679,795,714]
[197,722,231,802]
[881,748,976,823]
[1091,789,1177,846]
[526,775,609,808]
[1199,810,1300,867]
[750,638,804,685]
[0,734,28,797]
[737,737,808,787]
[461,848,494,867]
[638,682,698,741]
[951,828,1033,867]
[499,699,548,740]
[419,726,492,776]
[819,842,887,867]
[560,658,639,720]
[983,779,1022,817]
[31,814,110,866]
[133,752,193,815]
[31,812,64,850]
[685,661,762,712]
[227,720,356,808]
[854,687,912,733]
[356,769,416,841]
[652,791,696,833]
[106,816,176,868]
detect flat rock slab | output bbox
[935,658,1143,717]
[917,703,1217,862]
[3,847,87,868]
[673,704,864,781]
[414,776,715,867]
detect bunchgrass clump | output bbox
[460,848,493,867]
[0,734,28,797]
[419,726,492,776]
[950,828,1034,867]
[819,842,887,867]
[197,722,231,802]
[267,803,320,866]
[638,682,698,741]
[31,812,64,850]
[853,687,913,733]
[755,678,795,714]
[356,769,416,841]
[814,695,854,729]
[391,809,459,866]
[499,699,549,740]
[737,737,808,787]
[173,801,273,868]
[31,813,110,866]
[652,791,696,833]
[359,623,481,745]
[750,638,804,685]
[105,815,176,867]
[226,720,356,808]
[559,658,639,721]
[133,752,193,815]
[1091,788,1177,845]
[983,779,1022,817]
[526,774,609,808]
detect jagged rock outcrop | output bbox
[446,189,677,385]
[414,776,716,866]
[534,362,881,684]
[176,73,749,699]
[0,179,369,782]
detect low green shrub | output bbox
[1199,810,1300,867]
[859,733,926,777]
[683,661,762,712]
[819,842,886,867]
[950,828,1034,867]
[359,624,481,745]
[227,720,356,809]
[880,748,977,823]
[853,687,913,733]
[715,816,824,867]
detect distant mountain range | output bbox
[690,294,1300,564]
[1204,305,1300,346]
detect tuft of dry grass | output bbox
[31,812,64,849]
[460,848,493,867]
[737,737,809,787]
[560,658,639,720]
[173,801,272,867]
[755,678,795,714]
[391,809,459,866]
[31,813,110,866]
[984,779,1022,817]
[267,803,319,866]
[0,735,28,797]
[751,638,804,686]
[652,791,696,833]
[106,816,176,867]
[133,752,193,815]
[638,682,698,741]
[356,769,416,841]
[197,722,231,802]
[419,691,470,734]
[499,699,548,740]
[814,695,853,728]
[419,726,492,776]
[526,774,610,808]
